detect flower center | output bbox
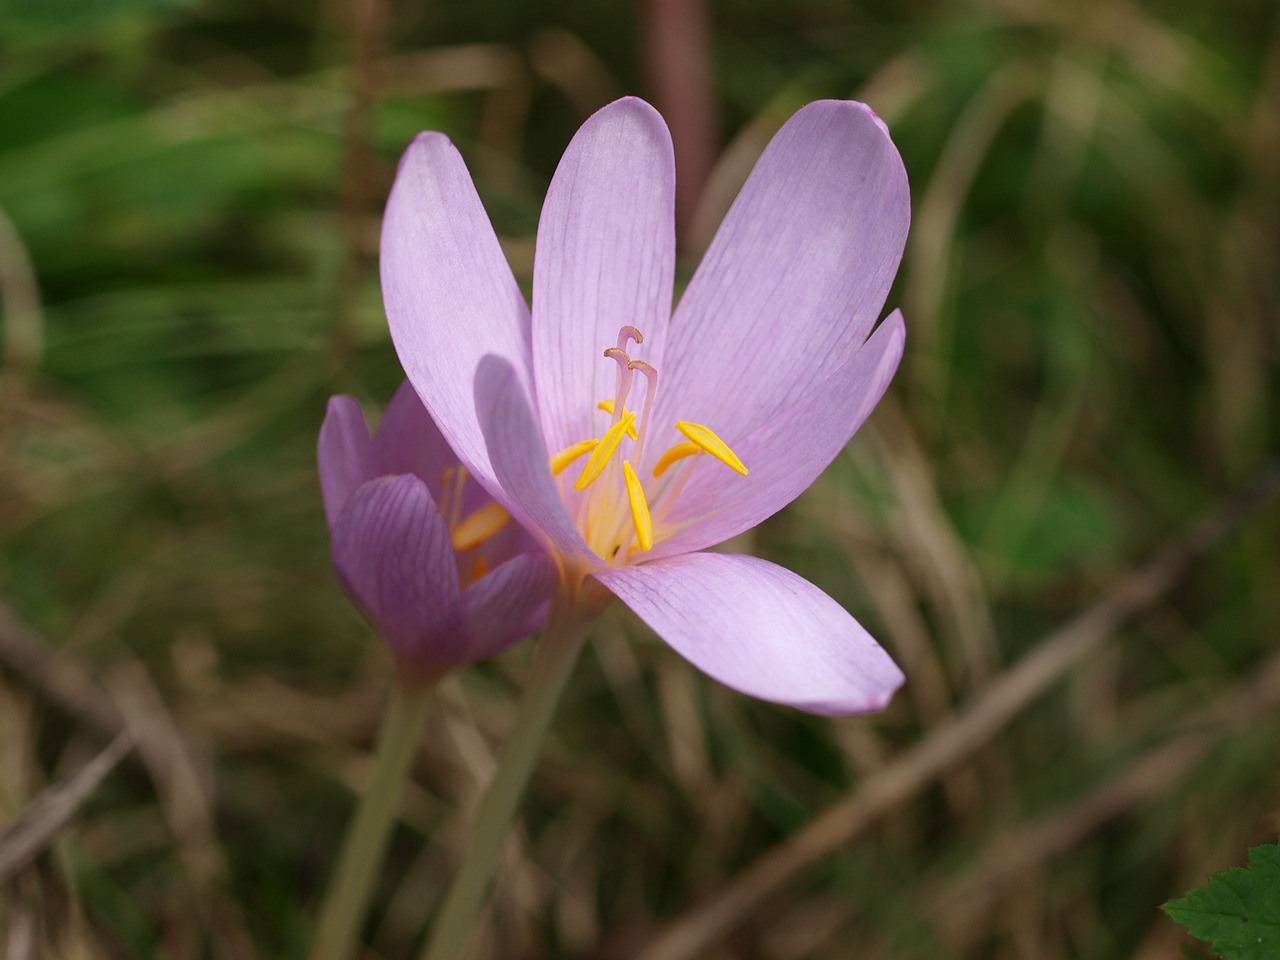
[548,325,747,563]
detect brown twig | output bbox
[872,397,1001,692]
[932,649,1280,949]
[0,732,132,884]
[331,0,388,362]
[0,603,258,956]
[635,459,1280,960]
[0,599,124,739]
[639,0,719,246]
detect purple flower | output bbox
[380,97,910,714]
[318,382,557,685]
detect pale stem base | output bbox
[418,587,598,960]
[310,682,433,960]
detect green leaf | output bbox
[1164,841,1280,960]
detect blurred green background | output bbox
[1,0,1278,957]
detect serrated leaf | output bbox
[1164,841,1280,960]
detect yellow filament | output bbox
[596,399,637,439]
[653,441,702,478]
[550,439,598,476]
[574,411,636,491]
[674,421,748,475]
[622,461,653,552]
[451,502,510,552]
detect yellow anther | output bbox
[653,441,702,478]
[451,502,510,552]
[574,411,636,491]
[622,461,653,552]
[550,439,598,476]
[596,399,637,439]
[674,422,748,475]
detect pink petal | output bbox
[645,99,909,476]
[331,475,465,678]
[376,380,546,562]
[460,551,558,660]
[380,132,536,517]
[373,381,457,500]
[318,396,377,528]
[475,356,596,563]
[593,552,903,716]
[532,97,676,455]
[381,133,585,558]
[651,310,904,559]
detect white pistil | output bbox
[603,347,634,432]
[615,325,643,351]
[592,345,640,554]
[627,359,657,472]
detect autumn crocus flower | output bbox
[318,382,556,683]
[381,97,909,715]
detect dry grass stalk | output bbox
[0,733,131,885]
[636,460,1280,960]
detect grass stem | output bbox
[418,587,595,960]
[310,682,433,960]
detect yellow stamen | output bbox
[597,399,637,439]
[451,502,510,552]
[550,439,599,476]
[467,556,490,584]
[674,422,748,475]
[653,441,702,478]
[574,411,636,491]
[622,461,653,552]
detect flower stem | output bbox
[418,589,596,960]
[310,682,433,960]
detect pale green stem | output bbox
[310,682,434,960]
[418,588,596,960]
